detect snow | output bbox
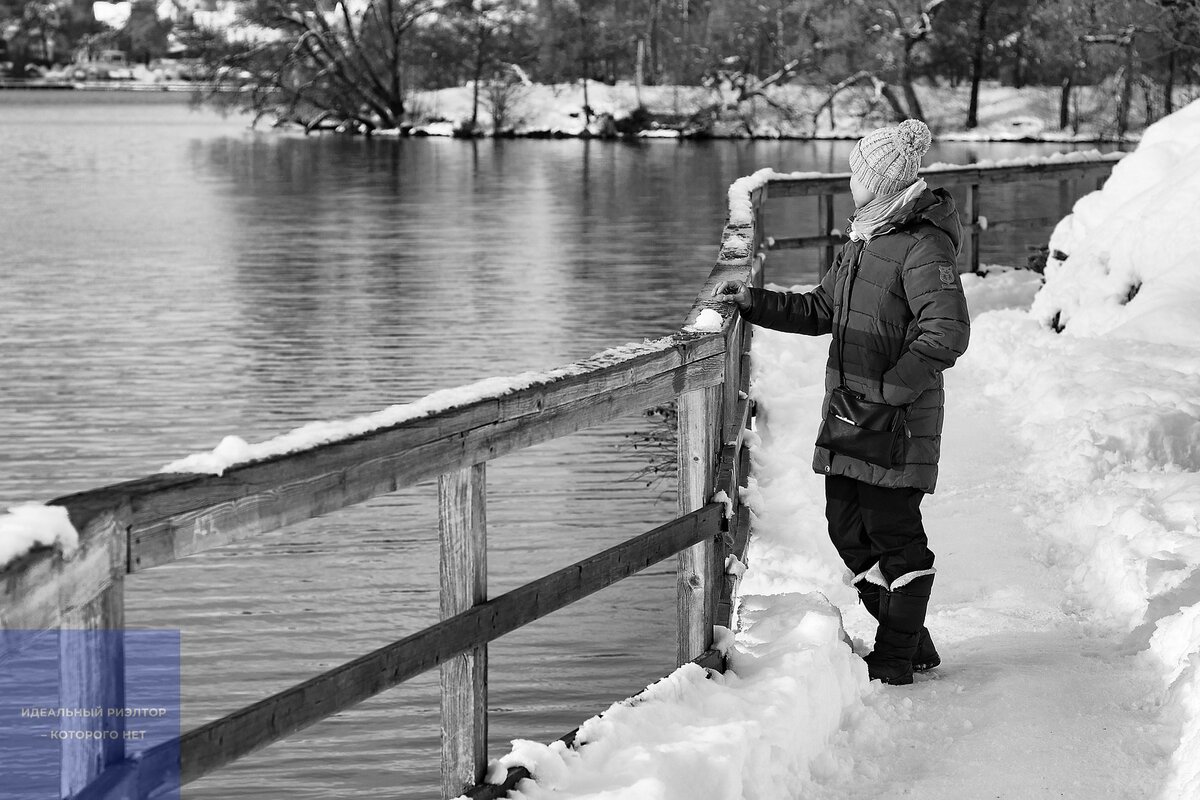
[688,309,725,333]
[710,489,734,520]
[727,168,823,226]
[477,100,1200,799]
[1032,101,1200,348]
[959,265,1042,315]
[0,503,79,571]
[485,595,877,800]
[160,340,673,475]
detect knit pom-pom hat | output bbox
[848,119,933,196]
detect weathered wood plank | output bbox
[716,503,753,632]
[982,215,1064,232]
[58,509,127,796]
[676,387,721,666]
[767,233,844,251]
[714,443,740,519]
[765,154,1125,197]
[52,350,724,574]
[965,183,980,272]
[768,213,1065,254]
[750,185,767,256]
[817,193,836,276]
[720,314,744,447]
[439,464,488,800]
[0,501,128,633]
[721,374,754,453]
[118,504,723,786]
[680,202,770,332]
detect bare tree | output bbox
[882,0,945,122]
[965,0,995,128]
[202,0,438,132]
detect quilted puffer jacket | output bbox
[742,187,971,493]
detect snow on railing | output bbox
[0,503,79,571]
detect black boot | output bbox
[865,571,936,686]
[854,574,940,673]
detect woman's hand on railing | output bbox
[711,280,751,311]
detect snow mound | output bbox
[0,503,79,571]
[483,593,886,800]
[960,266,1043,315]
[1031,99,1200,345]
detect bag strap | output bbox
[835,244,860,392]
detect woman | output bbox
[713,119,971,685]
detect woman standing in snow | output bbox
[712,119,971,685]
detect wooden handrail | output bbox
[759,152,1124,273]
[763,152,1126,197]
[2,335,725,586]
[70,504,725,798]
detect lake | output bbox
[0,90,1114,798]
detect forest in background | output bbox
[2,0,1198,135]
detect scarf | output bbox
[848,178,928,242]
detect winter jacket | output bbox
[742,187,971,493]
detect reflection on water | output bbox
[0,91,1114,797]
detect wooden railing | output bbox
[765,151,1126,274]
[0,188,766,799]
[0,149,1124,800]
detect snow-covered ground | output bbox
[475,100,1200,799]
[407,80,1192,141]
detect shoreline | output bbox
[0,80,1147,145]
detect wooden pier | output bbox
[0,149,1124,800]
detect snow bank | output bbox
[160,341,670,475]
[481,593,887,800]
[1032,100,1200,347]
[0,503,79,571]
[960,265,1043,315]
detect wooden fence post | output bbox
[965,184,980,273]
[58,508,128,798]
[818,193,835,278]
[676,386,720,665]
[439,463,488,800]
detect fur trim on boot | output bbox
[866,571,936,685]
[853,568,940,673]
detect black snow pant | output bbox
[824,474,935,585]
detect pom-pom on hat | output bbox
[848,119,933,196]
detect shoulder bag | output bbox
[815,256,910,470]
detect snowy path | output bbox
[800,379,1171,799]
[484,104,1200,800]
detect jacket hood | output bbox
[902,187,963,255]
